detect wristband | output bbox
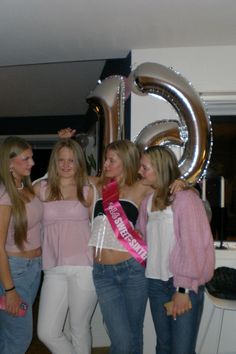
[176,287,189,294]
[5,286,15,293]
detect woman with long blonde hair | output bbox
[0,136,43,354]
[34,138,97,354]
[137,146,215,354]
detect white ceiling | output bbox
[1,0,236,67]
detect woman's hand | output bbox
[171,292,192,320]
[169,178,188,194]
[5,289,22,316]
[57,127,77,139]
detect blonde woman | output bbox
[34,138,97,354]
[137,146,215,354]
[89,140,185,354]
[0,136,43,354]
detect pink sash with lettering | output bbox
[102,180,147,266]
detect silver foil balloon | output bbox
[132,62,212,184]
[135,120,183,149]
[87,75,125,147]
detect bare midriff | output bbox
[7,247,42,259]
[94,248,132,265]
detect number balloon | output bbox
[87,62,212,183]
[132,62,212,184]
[87,75,125,146]
[134,120,183,149]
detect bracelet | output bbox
[176,287,189,294]
[5,286,15,292]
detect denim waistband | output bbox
[8,255,42,265]
[94,257,139,270]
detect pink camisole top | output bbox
[0,184,43,252]
[39,180,93,270]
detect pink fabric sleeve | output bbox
[0,185,11,206]
[170,190,215,292]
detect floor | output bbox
[26,293,109,354]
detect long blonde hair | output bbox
[0,136,34,249]
[143,146,181,210]
[47,138,88,202]
[100,139,141,187]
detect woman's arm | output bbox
[0,205,22,315]
[170,190,215,292]
[137,177,187,200]
[135,195,150,240]
[169,178,188,194]
[85,184,95,219]
[33,181,41,198]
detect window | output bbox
[206,115,236,241]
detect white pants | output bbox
[37,265,97,354]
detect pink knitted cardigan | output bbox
[136,189,215,293]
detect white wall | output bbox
[131,45,236,140]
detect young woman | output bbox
[34,138,97,354]
[88,140,186,354]
[89,140,149,354]
[137,145,215,354]
[0,136,43,354]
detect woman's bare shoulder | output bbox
[88,176,99,184]
[84,183,95,207]
[88,176,100,187]
[128,180,152,206]
[33,181,41,197]
[134,180,152,195]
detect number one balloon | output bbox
[87,75,125,145]
[132,62,212,184]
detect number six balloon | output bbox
[131,62,212,184]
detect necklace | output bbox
[16,182,24,191]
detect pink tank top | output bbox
[0,185,43,252]
[39,180,93,269]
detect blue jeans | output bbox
[93,258,148,354]
[0,256,42,354]
[148,277,204,354]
